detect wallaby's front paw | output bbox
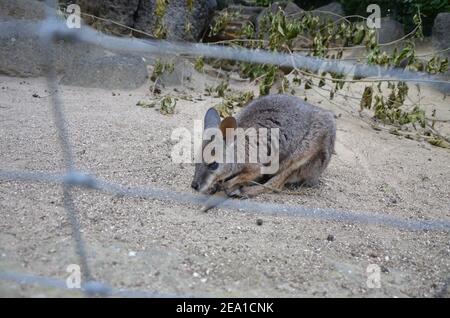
[223,180,243,197]
[231,185,266,199]
[224,187,244,198]
[224,186,251,199]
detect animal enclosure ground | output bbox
[0,74,449,297]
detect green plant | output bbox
[214,90,255,117]
[136,100,156,108]
[187,0,194,11]
[215,80,229,97]
[194,57,205,72]
[209,10,239,37]
[150,59,175,82]
[154,0,168,38]
[254,0,278,6]
[160,96,177,115]
[360,82,426,128]
[203,4,448,145]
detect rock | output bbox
[432,13,450,58]
[0,0,148,87]
[0,0,47,22]
[216,0,257,10]
[0,1,113,78]
[228,4,266,23]
[160,0,217,41]
[60,0,140,36]
[68,0,217,41]
[60,55,148,89]
[281,1,304,16]
[0,21,107,77]
[258,1,303,19]
[376,17,405,45]
[312,2,345,22]
[256,2,303,35]
[216,0,237,10]
[261,2,303,15]
[207,5,265,41]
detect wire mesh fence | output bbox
[0,1,449,297]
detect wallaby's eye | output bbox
[208,161,219,170]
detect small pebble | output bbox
[326,234,335,242]
[128,251,137,257]
[381,266,390,273]
[256,219,263,226]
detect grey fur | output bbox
[191,94,336,197]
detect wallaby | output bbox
[191,94,336,198]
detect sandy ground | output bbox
[0,71,449,298]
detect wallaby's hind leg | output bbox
[232,147,318,198]
[286,129,334,189]
[286,151,331,188]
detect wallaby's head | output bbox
[191,108,237,194]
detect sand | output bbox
[0,72,449,297]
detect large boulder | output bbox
[0,0,47,21]
[0,0,107,78]
[65,0,217,41]
[376,17,405,45]
[207,4,265,41]
[258,1,303,18]
[64,0,141,36]
[432,13,450,58]
[0,21,107,78]
[154,0,217,41]
[256,1,303,35]
[0,0,150,89]
[311,2,344,23]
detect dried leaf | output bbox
[428,138,450,149]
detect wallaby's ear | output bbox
[204,108,221,130]
[219,116,237,139]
